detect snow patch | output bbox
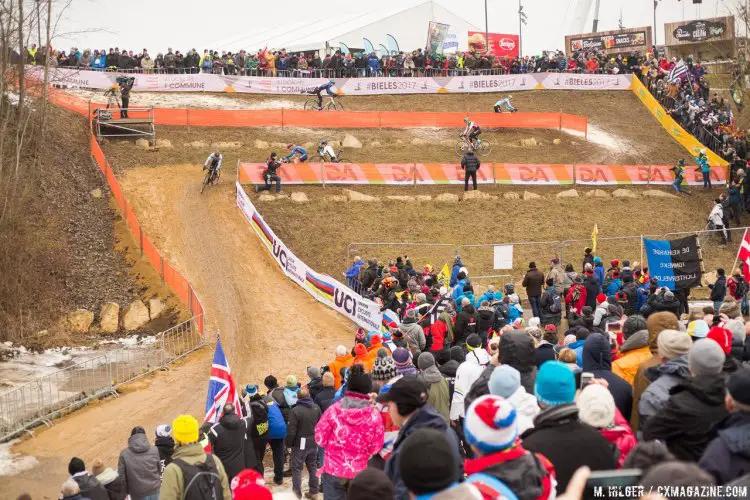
[0,441,38,476]
[563,124,623,151]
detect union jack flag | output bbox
[204,338,243,424]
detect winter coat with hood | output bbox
[401,319,427,353]
[535,341,556,369]
[327,353,354,390]
[155,434,175,480]
[315,391,385,479]
[208,413,253,481]
[642,373,730,461]
[710,275,728,302]
[450,347,492,420]
[638,355,691,429]
[420,365,451,421]
[500,330,538,395]
[117,433,161,499]
[72,472,108,500]
[286,396,322,448]
[454,304,477,346]
[584,274,601,310]
[521,404,618,492]
[477,305,495,341]
[699,411,750,485]
[314,385,337,414]
[449,258,464,287]
[385,404,463,500]
[506,385,541,435]
[582,333,633,421]
[612,329,651,386]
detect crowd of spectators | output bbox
[44,250,750,500]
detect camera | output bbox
[115,75,135,87]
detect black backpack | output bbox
[491,301,509,330]
[173,454,223,500]
[464,365,495,410]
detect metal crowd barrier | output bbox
[0,316,206,443]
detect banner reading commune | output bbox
[644,236,702,290]
[236,181,382,330]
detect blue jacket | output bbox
[696,155,710,173]
[569,339,586,367]
[507,304,523,323]
[594,265,605,288]
[635,288,648,312]
[452,279,468,302]
[455,292,476,312]
[475,291,498,308]
[316,81,335,94]
[93,55,106,69]
[449,259,464,287]
[368,57,380,71]
[344,260,364,288]
[283,146,307,161]
[265,399,287,440]
[603,278,622,297]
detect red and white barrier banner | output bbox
[236,181,383,330]
[31,66,633,95]
[649,165,727,186]
[539,73,633,91]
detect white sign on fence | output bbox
[493,245,514,269]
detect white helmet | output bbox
[700,148,707,155]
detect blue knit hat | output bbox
[245,384,258,397]
[535,361,575,406]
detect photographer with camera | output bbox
[116,76,135,118]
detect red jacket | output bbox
[599,409,637,467]
[565,283,587,315]
[429,319,448,351]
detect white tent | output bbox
[256,0,481,54]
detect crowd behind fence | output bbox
[0,316,206,443]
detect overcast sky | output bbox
[53,0,741,56]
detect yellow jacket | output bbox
[612,346,652,386]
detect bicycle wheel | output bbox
[328,99,344,111]
[455,140,469,157]
[477,141,492,157]
[309,154,323,162]
[200,170,211,194]
[304,98,320,111]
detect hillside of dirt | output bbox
[0,106,141,346]
[84,89,689,165]
[247,184,738,299]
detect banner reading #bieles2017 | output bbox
[28,66,633,95]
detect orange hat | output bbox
[354,343,368,357]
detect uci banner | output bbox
[644,236,702,290]
[236,182,383,330]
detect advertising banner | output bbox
[644,236,702,290]
[468,32,520,58]
[426,22,451,54]
[495,164,575,185]
[443,74,537,93]
[574,165,650,185]
[236,182,383,330]
[570,31,647,52]
[540,73,632,91]
[649,165,727,186]
[672,19,727,43]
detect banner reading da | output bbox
[644,236,702,290]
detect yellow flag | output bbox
[591,224,599,253]
[437,263,451,286]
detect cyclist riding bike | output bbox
[494,95,517,113]
[318,140,339,163]
[461,117,481,148]
[310,80,336,109]
[283,143,308,163]
[203,150,222,183]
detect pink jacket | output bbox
[600,408,637,467]
[315,392,385,479]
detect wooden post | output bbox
[139,226,144,256]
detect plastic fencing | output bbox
[90,135,206,333]
[0,317,205,443]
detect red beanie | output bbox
[611,259,620,267]
[597,293,607,304]
[707,326,732,354]
[370,334,382,346]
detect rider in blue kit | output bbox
[311,80,336,109]
[284,144,308,162]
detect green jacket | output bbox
[159,443,231,500]
[421,367,451,421]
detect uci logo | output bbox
[334,288,358,316]
[272,241,288,269]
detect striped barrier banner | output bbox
[239,162,728,186]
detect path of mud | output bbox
[2,166,352,499]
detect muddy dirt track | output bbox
[3,166,353,498]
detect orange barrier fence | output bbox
[238,161,728,186]
[51,90,588,132]
[89,135,206,333]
